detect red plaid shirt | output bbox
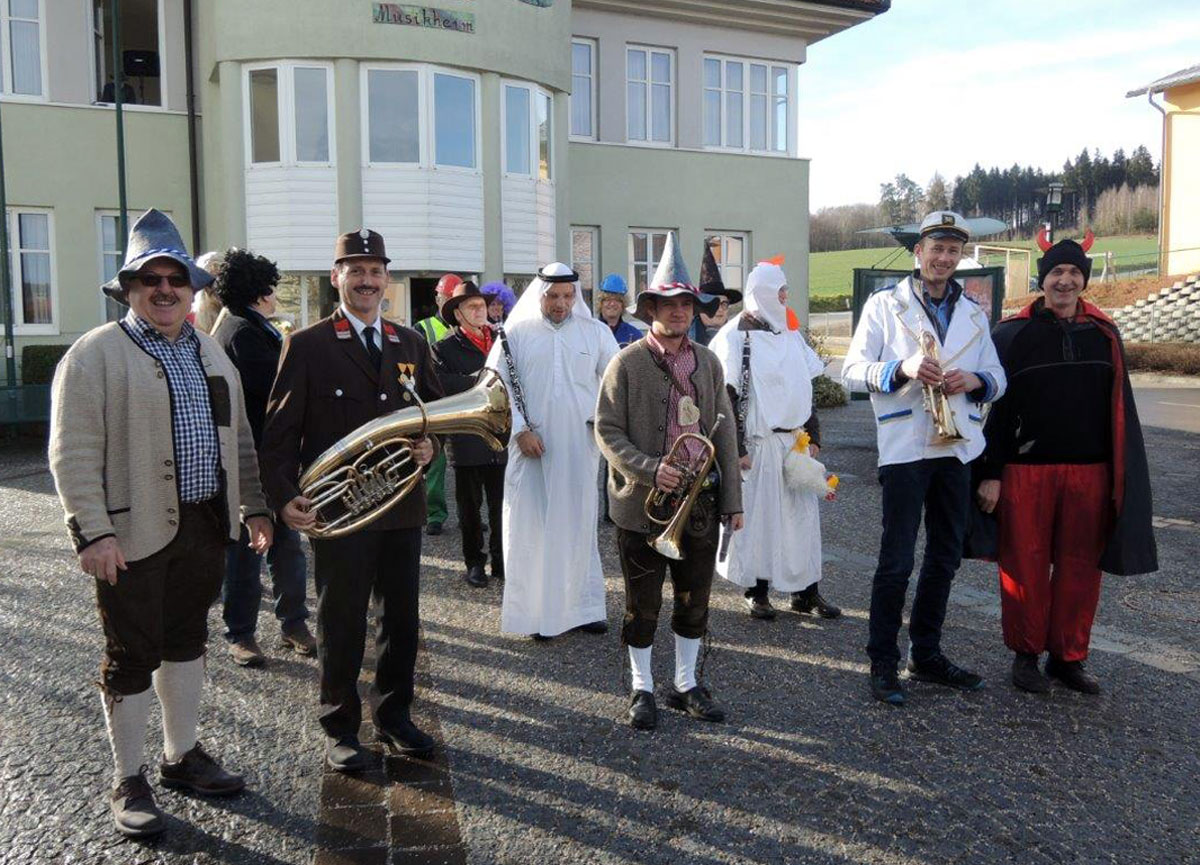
[646,331,704,462]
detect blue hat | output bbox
[102,208,213,305]
[599,273,627,296]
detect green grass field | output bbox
[807,234,1158,298]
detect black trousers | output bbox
[454,464,504,569]
[617,526,717,648]
[866,457,970,667]
[311,528,421,738]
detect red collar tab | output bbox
[333,315,352,340]
[383,321,400,343]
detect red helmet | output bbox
[435,273,463,300]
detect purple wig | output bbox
[483,281,517,320]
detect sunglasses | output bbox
[133,272,191,289]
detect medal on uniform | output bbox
[677,395,700,426]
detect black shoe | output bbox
[111,766,166,838]
[744,595,777,620]
[491,560,505,582]
[906,653,984,691]
[628,690,657,730]
[662,685,726,722]
[159,743,245,796]
[426,522,444,536]
[790,586,842,619]
[576,620,608,634]
[465,564,488,588]
[376,719,437,757]
[869,664,905,705]
[1012,653,1051,693]
[1045,658,1101,695]
[325,736,372,773]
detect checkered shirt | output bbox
[121,312,221,503]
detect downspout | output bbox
[1147,90,1167,276]
[183,0,201,252]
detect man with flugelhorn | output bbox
[260,229,444,771]
[595,232,742,731]
[843,210,1006,706]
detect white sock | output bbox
[628,645,654,693]
[674,634,701,692]
[153,658,205,762]
[101,688,152,783]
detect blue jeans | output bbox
[866,457,970,668]
[222,523,309,641]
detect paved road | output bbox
[2,402,1199,864]
[1133,386,1200,434]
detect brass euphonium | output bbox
[299,369,511,539]
[644,414,724,560]
[919,331,965,445]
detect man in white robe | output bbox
[710,262,841,620]
[487,263,620,639]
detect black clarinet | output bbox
[496,323,535,431]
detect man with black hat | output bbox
[843,210,1006,706]
[595,231,743,730]
[260,229,444,771]
[978,238,1157,695]
[49,208,273,837]
[693,243,742,346]
[432,280,507,588]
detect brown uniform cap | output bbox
[334,228,390,264]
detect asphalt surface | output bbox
[1,400,1198,864]
[1132,386,1200,434]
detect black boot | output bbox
[1011,652,1050,693]
[790,584,842,619]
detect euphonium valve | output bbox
[644,414,724,560]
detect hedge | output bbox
[1124,342,1200,376]
[21,344,70,385]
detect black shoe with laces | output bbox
[628,690,657,730]
[906,653,984,691]
[1012,652,1051,693]
[377,718,437,757]
[111,766,166,838]
[744,595,777,620]
[870,664,905,705]
[325,736,372,773]
[789,586,842,619]
[464,563,488,588]
[159,742,245,796]
[663,685,726,722]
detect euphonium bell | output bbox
[298,368,511,539]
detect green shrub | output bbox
[808,294,851,314]
[21,344,71,385]
[1124,342,1200,376]
[813,374,847,408]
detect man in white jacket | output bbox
[843,210,1006,706]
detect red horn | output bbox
[1035,225,1052,252]
[1080,229,1095,252]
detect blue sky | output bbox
[800,0,1200,210]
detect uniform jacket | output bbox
[432,327,508,468]
[211,307,281,447]
[259,308,444,530]
[595,339,742,533]
[842,275,1006,466]
[49,322,270,562]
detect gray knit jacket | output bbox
[594,339,742,534]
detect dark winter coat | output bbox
[211,307,281,447]
[432,328,509,468]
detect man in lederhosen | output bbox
[260,230,444,771]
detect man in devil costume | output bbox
[977,236,1157,695]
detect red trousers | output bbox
[997,463,1110,662]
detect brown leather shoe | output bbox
[281,623,317,656]
[111,767,165,838]
[159,743,245,796]
[229,637,266,667]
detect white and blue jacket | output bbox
[842,276,1006,467]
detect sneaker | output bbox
[662,685,726,723]
[744,596,777,620]
[906,653,984,691]
[869,664,905,705]
[229,637,266,667]
[790,586,842,619]
[280,623,317,656]
[159,743,245,796]
[628,690,657,730]
[1045,658,1101,695]
[1011,652,1051,693]
[111,766,165,838]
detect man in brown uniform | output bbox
[260,229,444,771]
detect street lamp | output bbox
[1044,181,1066,244]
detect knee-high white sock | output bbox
[674,634,701,692]
[153,658,205,762]
[628,645,653,693]
[101,688,152,783]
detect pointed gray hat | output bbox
[102,208,213,305]
[630,231,718,323]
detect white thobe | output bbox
[710,320,827,592]
[488,315,619,635]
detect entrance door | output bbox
[410,277,439,325]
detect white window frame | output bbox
[501,79,554,181]
[626,45,674,147]
[86,0,168,110]
[1,0,47,100]
[570,226,598,307]
[96,210,127,323]
[703,54,792,155]
[6,207,57,335]
[242,61,336,168]
[705,231,749,294]
[570,37,597,141]
[628,228,673,294]
[430,67,481,173]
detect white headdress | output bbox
[743,262,789,333]
[504,262,592,327]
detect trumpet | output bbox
[298,369,511,539]
[644,414,724,560]
[919,331,965,445]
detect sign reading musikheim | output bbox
[372,3,475,33]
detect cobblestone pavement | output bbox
[1,401,1198,864]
